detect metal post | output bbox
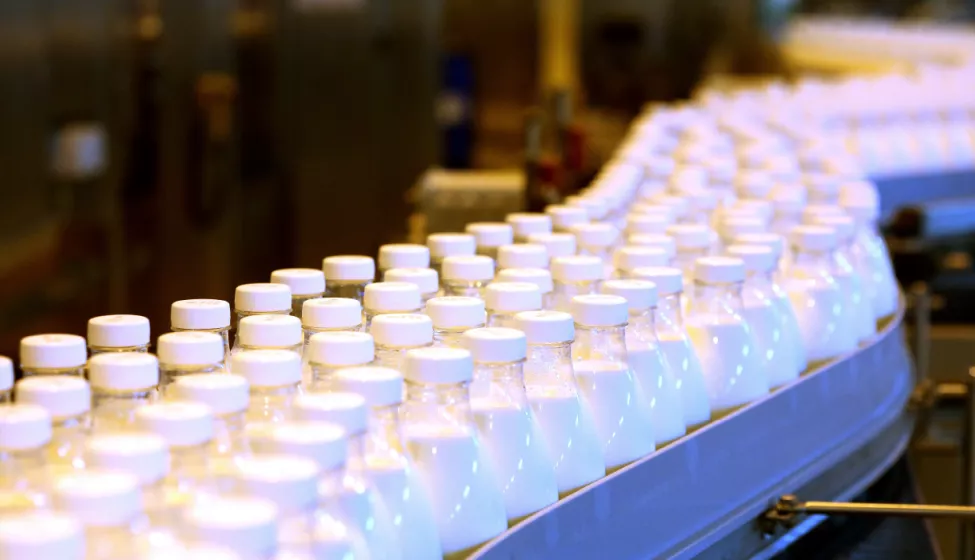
[911,282,931,384]
[960,368,975,560]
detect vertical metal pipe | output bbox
[911,282,931,384]
[959,367,975,560]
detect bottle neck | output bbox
[91,388,155,431]
[171,327,231,360]
[627,308,660,342]
[325,280,371,303]
[674,247,709,277]
[0,390,10,404]
[525,341,578,393]
[213,411,250,458]
[402,380,474,431]
[168,442,214,490]
[308,361,370,391]
[365,404,408,461]
[88,344,150,356]
[791,247,834,271]
[159,363,225,389]
[432,327,480,349]
[689,280,745,318]
[572,323,628,365]
[303,325,363,349]
[291,294,324,319]
[235,343,302,355]
[470,361,528,406]
[375,342,432,370]
[442,280,489,298]
[20,366,86,377]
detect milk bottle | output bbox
[506,213,553,242]
[426,297,485,349]
[735,232,789,279]
[461,327,559,522]
[544,205,588,233]
[305,331,375,392]
[496,243,549,270]
[378,244,431,277]
[685,257,768,415]
[371,313,434,371]
[441,255,494,297]
[330,365,442,559]
[613,246,672,279]
[171,299,232,363]
[86,352,157,432]
[232,284,292,350]
[600,280,686,444]
[384,268,440,307]
[157,332,226,391]
[399,347,508,557]
[19,334,87,377]
[234,315,303,357]
[270,268,326,320]
[496,268,556,311]
[427,233,476,284]
[526,232,577,263]
[726,244,805,387]
[0,404,52,513]
[783,225,858,363]
[569,294,656,470]
[363,282,423,327]
[466,223,514,260]
[484,282,542,328]
[87,315,151,355]
[0,511,84,560]
[229,349,302,424]
[840,183,899,320]
[551,255,603,313]
[322,255,376,303]
[51,470,144,559]
[667,224,713,280]
[14,376,90,471]
[0,357,11,403]
[181,496,278,559]
[625,212,673,237]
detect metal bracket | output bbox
[762,494,975,535]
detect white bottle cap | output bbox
[735,232,784,259]
[570,223,618,248]
[171,299,231,330]
[810,214,856,242]
[15,376,90,420]
[625,212,673,235]
[0,512,84,560]
[666,224,712,249]
[308,331,374,367]
[465,222,514,249]
[544,205,588,230]
[566,196,608,220]
[84,433,168,486]
[427,233,476,259]
[718,216,766,241]
[247,423,347,473]
[323,255,376,282]
[403,347,473,384]
[526,232,576,258]
[551,255,603,282]
[484,282,542,314]
[570,294,629,327]
[53,470,140,527]
[19,334,86,370]
[513,311,574,344]
[88,352,158,392]
[726,244,776,273]
[694,256,746,283]
[627,234,677,258]
[234,283,292,313]
[331,366,403,407]
[292,392,368,435]
[369,313,434,347]
[378,244,431,271]
[497,243,549,269]
[461,327,527,363]
[613,246,671,271]
[0,356,12,392]
[789,224,837,251]
[441,255,494,282]
[168,373,249,415]
[629,266,683,295]
[363,282,422,313]
[136,401,213,448]
[505,213,553,238]
[496,268,553,294]
[229,349,301,388]
[0,404,51,450]
[302,298,362,330]
[384,267,439,295]
[238,315,302,348]
[157,332,224,366]
[425,297,485,330]
[601,279,657,311]
[270,268,326,296]
[234,454,320,511]
[183,496,278,557]
[87,315,150,348]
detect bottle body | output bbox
[159,364,224,394]
[626,311,686,444]
[20,366,86,378]
[654,293,711,428]
[740,270,804,387]
[831,246,877,343]
[47,415,90,472]
[851,223,899,319]
[784,249,858,363]
[246,384,301,425]
[91,388,155,433]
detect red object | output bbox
[563,125,586,172]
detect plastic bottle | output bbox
[306,331,375,392]
[88,352,158,432]
[181,495,279,560]
[234,315,304,357]
[496,243,549,271]
[716,216,766,248]
[156,332,226,391]
[322,255,376,303]
[840,183,899,320]
[496,268,556,311]
[526,232,577,264]
[569,223,618,270]
[626,233,677,259]
[544,205,588,233]
[768,183,808,237]
[270,268,326,320]
[229,350,303,425]
[0,511,84,560]
[566,196,608,222]
[649,194,690,223]
[363,282,423,328]
[51,470,143,559]
[666,224,713,280]
[625,212,673,237]
[19,334,87,377]
[461,327,559,522]
[233,284,293,350]
[505,213,553,242]
[803,172,842,204]
[550,255,603,313]
[600,280,686,444]
[441,255,494,297]
[135,401,218,504]
[291,393,401,560]
[734,168,774,200]
[384,268,439,307]
[465,223,514,260]
[569,294,656,470]
[301,298,363,376]
[14,376,90,471]
[682,189,719,225]
[378,244,431,277]
[171,299,232,364]
[370,313,435,371]
[735,232,789,279]
[484,282,542,329]
[0,404,52,513]
[612,246,672,279]
[426,297,485,349]
[87,315,151,355]
[0,356,12,403]
[427,233,476,284]
[399,347,508,557]
[628,266,711,428]
[513,310,605,494]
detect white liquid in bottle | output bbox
[89,352,159,432]
[810,213,877,343]
[14,376,91,472]
[87,314,151,355]
[841,183,899,320]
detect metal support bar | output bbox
[959,368,975,559]
[777,496,975,520]
[910,282,931,384]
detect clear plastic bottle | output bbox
[426,233,476,285]
[233,284,293,351]
[496,243,548,271]
[484,282,542,328]
[363,282,423,328]
[234,315,304,359]
[840,183,899,320]
[88,352,159,432]
[550,255,603,313]
[461,327,559,522]
[0,511,85,560]
[229,350,303,425]
[666,224,713,279]
[735,232,789,278]
[323,255,376,302]
[399,347,508,557]
[135,401,218,504]
[425,297,485,349]
[513,311,605,494]
[384,268,439,308]
[465,223,514,261]
[330,366,442,560]
[19,334,87,377]
[370,313,435,372]
[291,393,402,560]
[625,212,673,237]
[156,332,226,392]
[716,216,766,249]
[301,298,363,375]
[526,232,577,264]
[496,268,556,311]
[544,205,588,233]
[626,233,677,259]
[569,295,655,471]
[171,299,232,364]
[270,268,326,320]
[0,356,12,403]
[181,495,279,560]
[441,255,494,297]
[14,376,90,471]
[0,404,52,513]
[87,315,151,355]
[612,246,672,279]
[378,244,431,278]
[569,223,618,273]
[768,183,808,237]
[51,469,143,560]
[306,331,375,392]
[600,280,686,444]
[505,213,552,243]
